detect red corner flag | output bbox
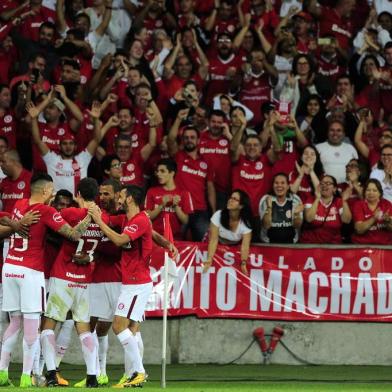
[163,213,174,254]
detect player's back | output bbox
[50,207,108,283]
[6,199,66,272]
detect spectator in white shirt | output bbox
[316,120,358,183]
[370,144,392,202]
[27,98,112,194]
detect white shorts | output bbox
[90,282,122,322]
[115,283,153,322]
[45,277,90,323]
[2,264,46,313]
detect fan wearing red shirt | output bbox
[132,0,177,46]
[146,158,193,240]
[132,84,164,176]
[168,109,216,241]
[199,110,232,210]
[104,108,136,156]
[163,53,206,101]
[308,0,355,53]
[0,173,93,388]
[18,1,56,42]
[114,128,156,186]
[236,48,278,127]
[0,34,17,85]
[203,0,239,38]
[41,178,104,388]
[0,150,32,213]
[354,111,391,170]
[231,112,276,216]
[352,179,392,245]
[205,33,244,104]
[300,175,352,243]
[0,85,17,148]
[249,0,280,44]
[90,185,153,387]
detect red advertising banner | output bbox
[146,242,392,321]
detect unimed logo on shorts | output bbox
[118,303,125,310]
[5,273,24,279]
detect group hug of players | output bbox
[0,173,174,388]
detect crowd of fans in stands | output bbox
[1,0,392,247]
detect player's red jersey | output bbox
[351,199,392,245]
[92,213,124,283]
[50,208,109,284]
[43,237,61,279]
[199,132,231,193]
[6,199,66,272]
[0,109,17,148]
[145,186,194,239]
[0,168,32,213]
[232,154,273,216]
[174,151,213,211]
[121,211,153,285]
[300,196,344,243]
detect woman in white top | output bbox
[202,190,253,276]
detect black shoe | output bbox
[86,375,98,388]
[46,370,58,387]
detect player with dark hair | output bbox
[0,173,93,387]
[89,185,152,387]
[40,178,106,387]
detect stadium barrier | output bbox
[147,242,392,321]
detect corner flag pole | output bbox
[161,213,173,388]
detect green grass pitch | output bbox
[5,364,392,391]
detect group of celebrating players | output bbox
[0,174,175,388]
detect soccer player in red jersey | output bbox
[0,173,93,388]
[41,178,105,388]
[88,180,123,386]
[0,150,32,213]
[90,185,153,388]
[88,180,176,386]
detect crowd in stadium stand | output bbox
[1,0,392,247]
